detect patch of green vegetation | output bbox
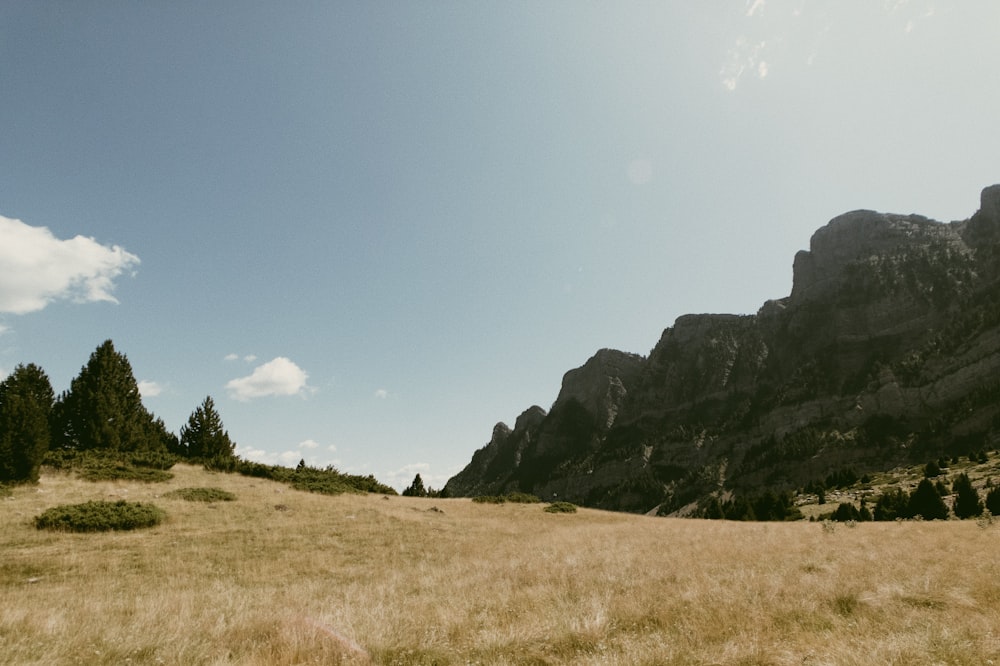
[164,487,236,502]
[34,500,166,532]
[44,449,176,483]
[544,501,578,514]
[472,495,506,504]
[208,457,396,496]
[78,464,173,483]
[472,492,542,505]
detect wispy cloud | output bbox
[225,357,313,401]
[137,380,163,398]
[374,388,389,399]
[238,443,340,470]
[298,439,319,450]
[224,353,258,363]
[720,38,768,91]
[0,215,139,315]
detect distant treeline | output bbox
[0,339,394,495]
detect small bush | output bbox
[43,449,174,483]
[544,501,578,514]
[472,493,541,505]
[79,464,173,483]
[472,495,506,504]
[504,492,542,503]
[34,500,166,532]
[164,487,236,502]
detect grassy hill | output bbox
[3,464,1000,665]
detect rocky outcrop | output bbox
[445,186,1000,514]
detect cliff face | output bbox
[445,186,1000,513]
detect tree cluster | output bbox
[826,473,991,522]
[0,340,236,484]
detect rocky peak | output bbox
[513,405,547,432]
[447,185,1000,514]
[790,210,968,303]
[551,348,645,429]
[982,184,1000,224]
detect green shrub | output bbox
[43,449,174,483]
[471,493,541,505]
[34,500,166,532]
[290,476,358,496]
[222,458,396,496]
[164,487,236,502]
[504,492,541,503]
[544,501,578,514]
[472,495,506,504]
[78,464,173,483]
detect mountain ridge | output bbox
[445,185,1000,514]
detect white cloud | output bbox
[137,380,163,398]
[224,353,240,362]
[225,356,312,401]
[298,439,319,450]
[244,354,257,363]
[374,388,389,399]
[385,462,431,491]
[237,444,340,470]
[758,61,769,78]
[0,215,140,315]
[746,0,765,17]
[224,353,258,363]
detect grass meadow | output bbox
[3,464,1000,665]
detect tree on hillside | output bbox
[908,478,949,520]
[952,473,984,519]
[986,486,1000,516]
[402,473,428,497]
[0,364,55,483]
[873,488,909,521]
[179,396,235,461]
[52,340,170,453]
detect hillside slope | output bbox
[446,185,1000,513]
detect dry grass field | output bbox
[3,464,1000,665]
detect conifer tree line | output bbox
[0,340,234,484]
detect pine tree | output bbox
[986,486,1000,516]
[402,473,427,497]
[952,473,984,519]
[0,364,55,483]
[52,340,168,452]
[179,396,235,461]
[908,478,949,520]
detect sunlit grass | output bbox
[2,464,1000,664]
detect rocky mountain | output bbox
[445,185,1000,515]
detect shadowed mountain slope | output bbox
[446,186,1000,514]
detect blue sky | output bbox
[1,1,998,490]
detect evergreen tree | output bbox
[985,486,1000,516]
[832,502,860,522]
[908,478,949,520]
[859,499,873,522]
[873,488,909,521]
[53,340,168,452]
[952,473,984,519]
[179,396,235,460]
[402,473,427,497]
[0,364,55,483]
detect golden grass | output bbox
[3,464,1000,665]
